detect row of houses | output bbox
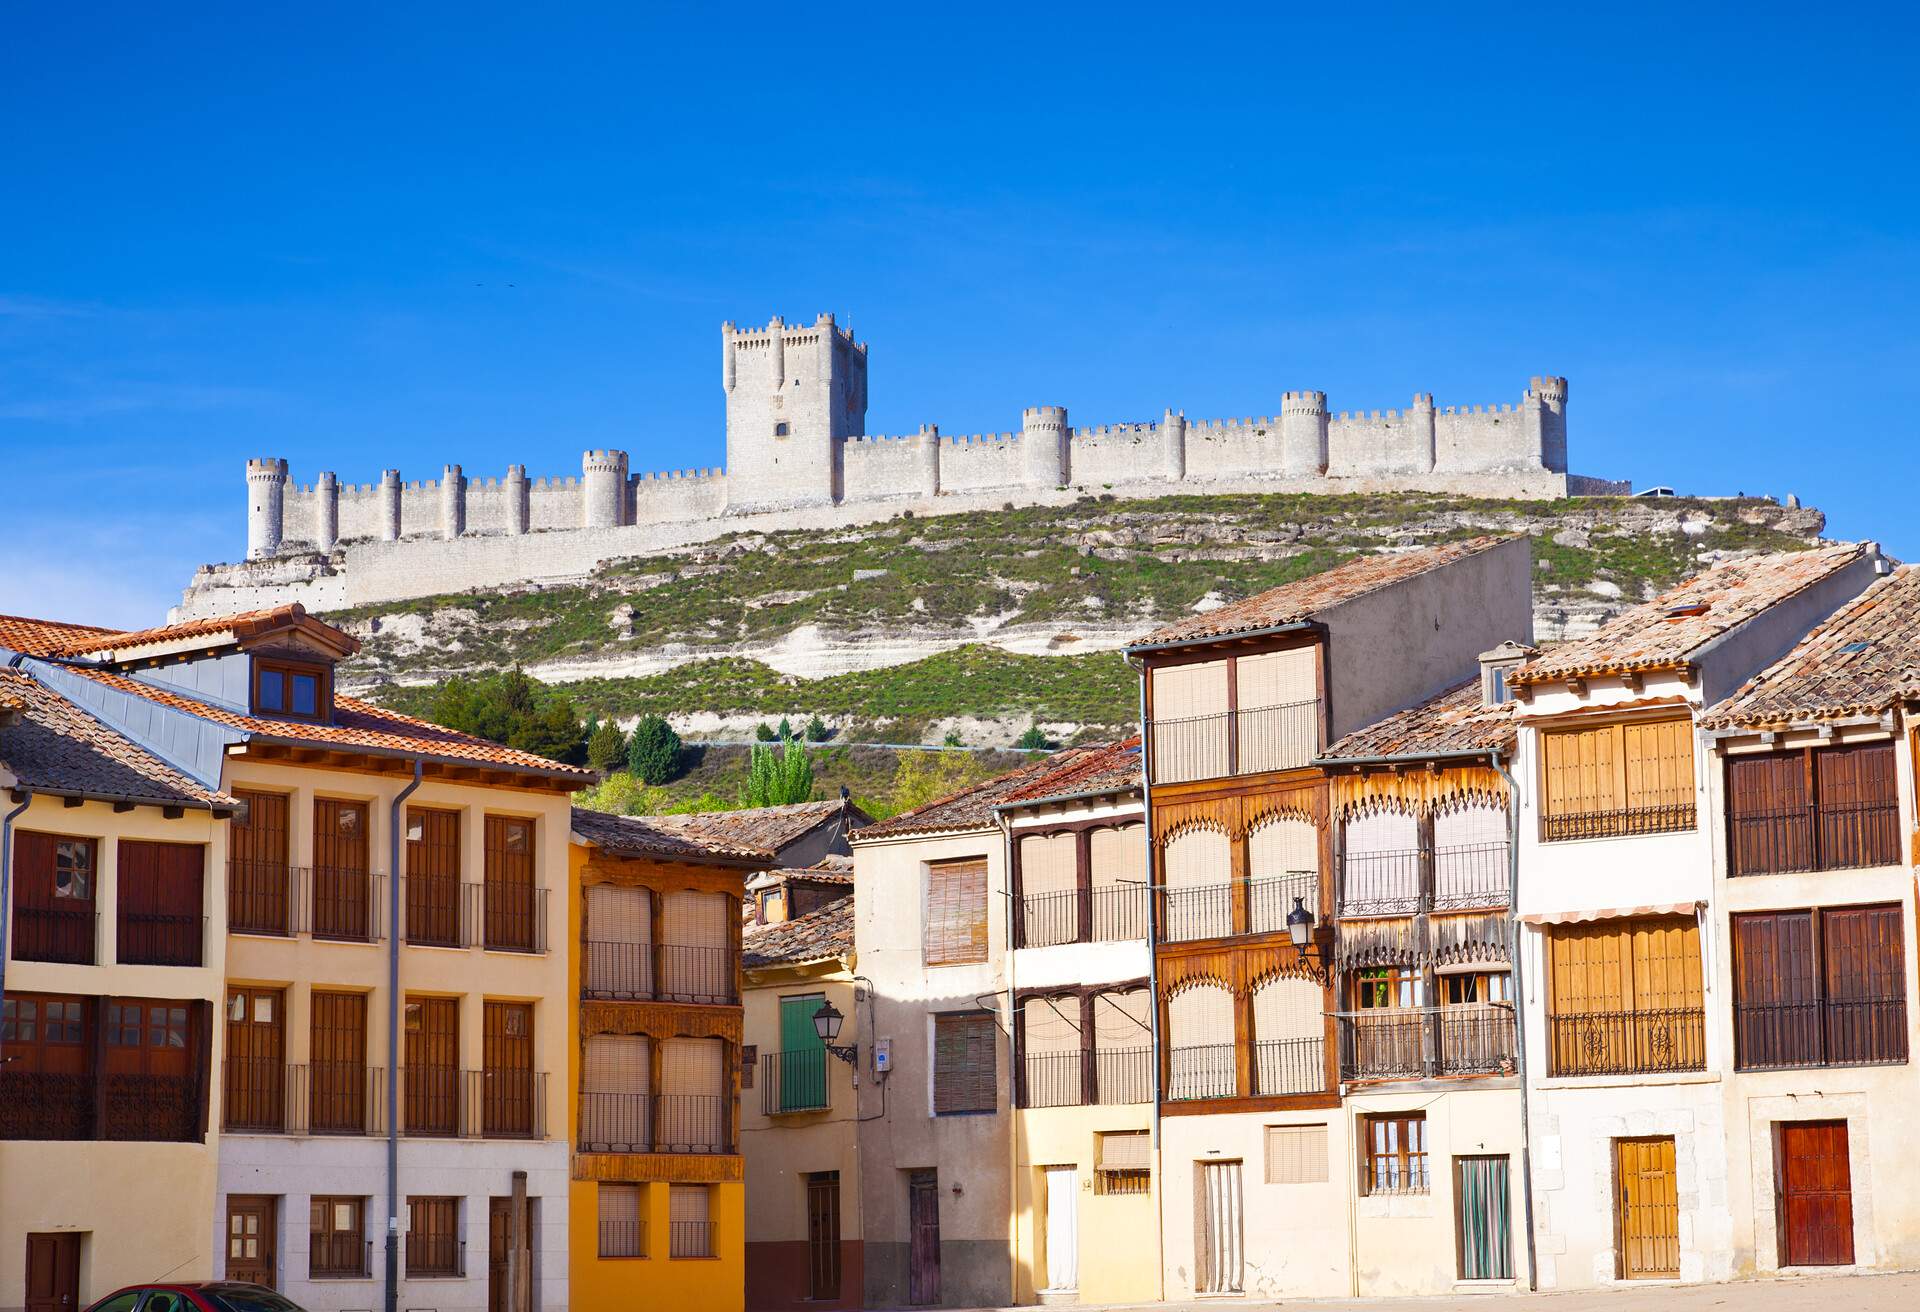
[0,601,878,1312]
[739,533,1920,1307]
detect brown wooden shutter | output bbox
[1623,718,1694,811]
[933,1012,996,1113]
[1821,904,1907,1064]
[1731,911,1816,1068]
[1815,743,1899,870]
[924,859,988,966]
[1541,724,1619,820]
[1727,752,1812,875]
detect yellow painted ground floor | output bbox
[569,1176,745,1311]
[1013,1104,1162,1305]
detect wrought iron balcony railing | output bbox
[1547,1007,1706,1077]
[1733,997,1908,1070]
[1019,1046,1153,1108]
[581,941,739,1004]
[1336,1007,1516,1082]
[1542,803,1696,843]
[1149,700,1319,785]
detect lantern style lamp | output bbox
[813,1000,860,1066]
[1286,895,1326,967]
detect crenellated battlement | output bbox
[229,311,1603,576]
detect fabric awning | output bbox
[1517,900,1703,926]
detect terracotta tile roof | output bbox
[1700,564,1920,730]
[51,603,358,659]
[1320,679,1517,761]
[854,748,1112,840]
[643,798,869,854]
[1129,536,1518,649]
[999,737,1143,808]
[1513,544,1872,688]
[0,613,121,658]
[0,669,238,811]
[743,895,854,969]
[571,805,776,864]
[55,663,594,781]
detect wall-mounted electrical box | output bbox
[873,1038,892,1074]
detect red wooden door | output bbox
[24,1232,81,1312]
[908,1170,940,1305]
[1780,1120,1854,1266]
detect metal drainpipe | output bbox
[1125,652,1168,1303]
[385,760,423,1312]
[0,787,35,1030]
[1488,748,1540,1292]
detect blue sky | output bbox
[3,5,1916,625]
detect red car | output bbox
[83,1284,304,1312]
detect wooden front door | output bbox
[230,790,290,935]
[309,990,368,1133]
[483,816,536,951]
[226,1195,277,1288]
[487,1196,534,1312]
[908,1170,940,1305]
[483,1001,534,1136]
[1616,1137,1679,1279]
[313,798,371,940]
[224,987,285,1131]
[24,1232,81,1312]
[1780,1120,1854,1266]
[406,807,462,947]
[404,996,459,1135]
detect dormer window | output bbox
[1477,641,1535,707]
[253,657,331,722]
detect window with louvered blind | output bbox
[660,1037,726,1152]
[1093,989,1153,1105]
[1163,828,1232,942]
[1265,1124,1329,1184]
[1251,976,1323,1095]
[581,1034,650,1151]
[932,1011,997,1114]
[1167,984,1236,1100]
[669,1183,714,1258]
[1018,834,1079,948]
[1097,1130,1152,1195]
[1540,717,1696,841]
[1089,825,1148,941]
[586,885,653,997]
[924,858,989,966]
[662,889,731,1002]
[1021,996,1083,1108]
[598,1182,644,1258]
[1248,814,1316,933]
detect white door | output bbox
[1044,1166,1079,1291]
[1197,1160,1244,1293]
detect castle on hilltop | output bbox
[183,314,1623,619]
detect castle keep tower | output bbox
[1021,405,1070,487]
[246,457,288,559]
[722,313,868,511]
[1280,390,1329,477]
[582,449,629,528]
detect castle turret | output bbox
[246,457,288,560]
[1022,405,1069,488]
[1527,375,1569,471]
[1280,391,1329,477]
[379,469,401,541]
[583,449,629,528]
[1158,408,1187,481]
[314,471,339,552]
[722,314,867,511]
[1408,393,1437,472]
[506,464,529,535]
[440,464,464,540]
[917,424,941,497]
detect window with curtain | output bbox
[1341,808,1421,915]
[1361,1113,1429,1194]
[1162,827,1232,942]
[924,858,989,966]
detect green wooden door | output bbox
[779,994,828,1112]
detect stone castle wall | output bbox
[202,314,1618,619]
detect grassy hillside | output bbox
[348,490,1827,744]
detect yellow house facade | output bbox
[0,632,240,1310]
[568,808,771,1311]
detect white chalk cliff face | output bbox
[328,492,1830,750]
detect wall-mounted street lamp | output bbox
[1285,896,1329,971]
[813,1000,860,1067]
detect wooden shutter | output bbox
[1547,922,1628,1073]
[1727,752,1812,876]
[932,1012,996,1114]
[1264,1125,1328,1184]
[1815,743,1899,870]
[1541,724,1620,820]
[313,798,371,939]
[1622,718,1694,810]
[1089,825,1144,890]
[1821,904,1907,1064]
[1153,660,1229,719]
[1731,911,1816,1068]
[1162,828,1231,941]
[1236,649,1315,709]
[483,816,536,950]
[1101,1129,1152,1170]
[310,990,368,1132]
[230,790,290,934]
[117,840,205,965]
[406,808,461,946]
[924,859,988,966]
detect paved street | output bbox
[924,1271,1920,1312]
